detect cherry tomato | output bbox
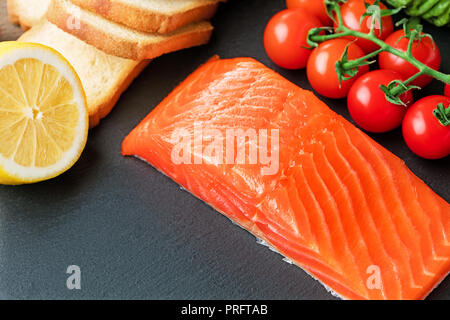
[264,9,322,69]
[335,0,394,53]
[286,0,332,25]
[402,96,450,159]
[379,30,441,88]
[307,39,369,99]
[445,84,450,98]
[347,70,413,133]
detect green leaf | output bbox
[433,103,450,126]
[423,0,450,19]
[380,84,407,106]
[379,6,404,17]
[335,43,353,86]
[406,0,440,17]
[305,27,333,49]
[335,42,375,86]
[379,80,419,106]
[426,3,450,27]
[384,0,412,7]
[396,16,422,38]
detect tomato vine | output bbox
[306,0,450,106]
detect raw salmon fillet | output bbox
[122,57,450,300]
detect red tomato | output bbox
[306,39,369,98]
[264,9,322,69]
[335,0,394,53]
[379,30,441,88]
[286,0,332,25]
[347,70,413,133]
[402,95,450,159]
[445,84,450,98]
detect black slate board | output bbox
[0,0,448,300]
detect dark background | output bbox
[0,0,448,299]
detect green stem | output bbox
[342,48,383,70]
[403,72,423,86]
[406,30,417,57]
[310,31,353,42]
[388,71,423,97]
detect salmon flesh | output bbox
[122,57,450,300]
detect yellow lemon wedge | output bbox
[0,42,88,185]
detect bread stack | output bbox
[7,0,223,127]
[7,0,51,29]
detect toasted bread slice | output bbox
[6,0,20,25]
[19,21,150,127]
[68,0,223,34]
[7,0,51,30]
[47,0,214,60]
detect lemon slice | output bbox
[0,42,88,185]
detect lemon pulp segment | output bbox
[0,42,88,184]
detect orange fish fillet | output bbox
[122,57,450,300]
